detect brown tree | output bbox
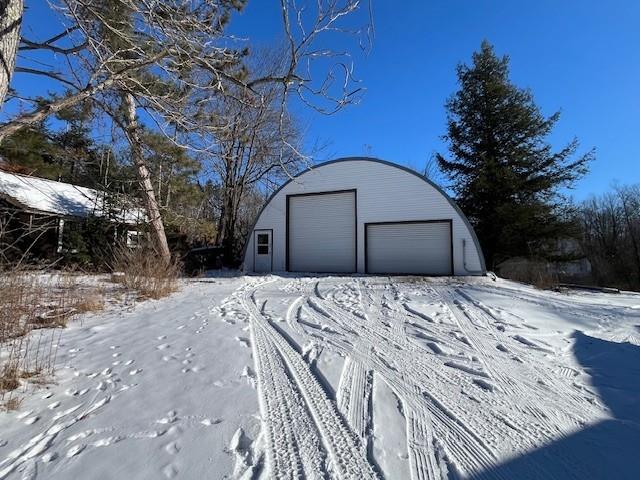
[0,0,23,109]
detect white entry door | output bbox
[254,230,272,273]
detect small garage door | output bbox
[366,221,452,275]
[288,190,356,273]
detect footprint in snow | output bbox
[112,353,121,358]
[200,418,222,426]
[42,392,54,399]
[158,335,167,340]
[91,436,123,447]
[164,441,180,455]
[240,366,256,387]
[24,416,39,425]
[177,325,186,330]
[41,452,57,462]
[129,369,142,376]
[66,444,86,458]
[125,360,134,365]
[0,439,8,448]
[235,337,251,348]
[48,401,60,409]
[163,464,178,478]
[157,344,170,350]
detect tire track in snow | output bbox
[313,280,504,479]
[250,276,605,480]
[241,283,377,479]
[336,357,372,440]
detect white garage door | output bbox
[288,191,356,273]
[366,221,452,275]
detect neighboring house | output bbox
[243,157,486,275]
[0,169,145,257]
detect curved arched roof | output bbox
[242,156,486,273]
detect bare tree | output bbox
[2,0,372,262]
[206,74,304,262]
[0,0,23,109]
[579,184,640,290]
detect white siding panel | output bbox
[244,159,485,275]
[367,222,452,275]
[288,191,355,272]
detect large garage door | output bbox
[366,221,452,275]
[288,190,356,273]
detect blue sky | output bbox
[231,0,640,199]
[9,1,640,200]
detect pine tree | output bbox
[437,41,593,267]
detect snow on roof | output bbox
[0,169,145,225]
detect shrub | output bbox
[110,243,181,299]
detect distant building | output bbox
[0,169,145,258]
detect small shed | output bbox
[242,157,485,275]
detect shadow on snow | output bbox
[476,331,640,480]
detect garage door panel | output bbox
[366,221,452,275]
[288,191,356,273]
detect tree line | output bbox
[1,3,636,289]
[0,0,371,266]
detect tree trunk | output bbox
[122,92,171,263]
[215,185,238,266]
[0,0,23,110]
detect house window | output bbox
[127,230,141,248]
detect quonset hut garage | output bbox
[242,158,486,276]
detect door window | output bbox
[257,233,270,255]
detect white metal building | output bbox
[242,158,486,276]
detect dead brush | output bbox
[497,257,559,290]
[110,243,181,300]
[0,269,99,406]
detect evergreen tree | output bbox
[437,41,593,267]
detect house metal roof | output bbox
[0,169,145,225]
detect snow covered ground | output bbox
[1,274,640,479]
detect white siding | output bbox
[367,222,452,275]
[243,159,484,275]
[289,191,356,272]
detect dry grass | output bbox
[0,246,180,408]
[3,396,23,411]
[0,270,105,407]
[111,245,181,300]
